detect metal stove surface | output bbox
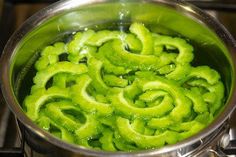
[0,0,236,157]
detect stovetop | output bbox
[0,0,236,157]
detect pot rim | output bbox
[1,0,236,156]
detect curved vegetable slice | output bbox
[88,57,109,94]
[177,121,205,139]
[41,42,67,56]
[24,87,70,121]
[131,118,145,134]
[86,30,142,52]
[75,114,98,141]
[52,73,77,88]
[186,79,224,114]
[123,80,142,100]
[103,74,128,88]
[129,23,153,55]
[99,128,116,151]
[35,42,67,71]
[37,115,75,143]
[32,62,88,92]
[148,116,174,129]
[86,30,120,46]
[68,45,97,64]
[139,90,167,103]
[111,90,174,118]
[102,40,176,71]
[125,34,142,52]
[91,47,130,75]
[70,74,113,116]
[117,117,179,148]
[157,64,175,75]
[142,76,192,121]
[113,131,138,151]
[153,34,194,64]
[184,66,220,85]
[52,73,68,88]
[166,64,191,81]
[207,82,224,114]
[184,88,208,113]
[67,30,95,54]
[44,101,82,132]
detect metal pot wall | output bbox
[0,0,236,156]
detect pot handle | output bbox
[219,114,236,156]
[191,142,235,157]
[215,132,236,156]
[191,131,236,157]
[219,139,236,155]
[221,141,236,155]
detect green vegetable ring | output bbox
[23,23,225,151]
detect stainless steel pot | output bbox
[0,0,236,156]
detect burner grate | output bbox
[0,92,23,157]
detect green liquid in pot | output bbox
[22,23,225,151]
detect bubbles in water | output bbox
[118,9,130,21]
[118,3,130,32]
